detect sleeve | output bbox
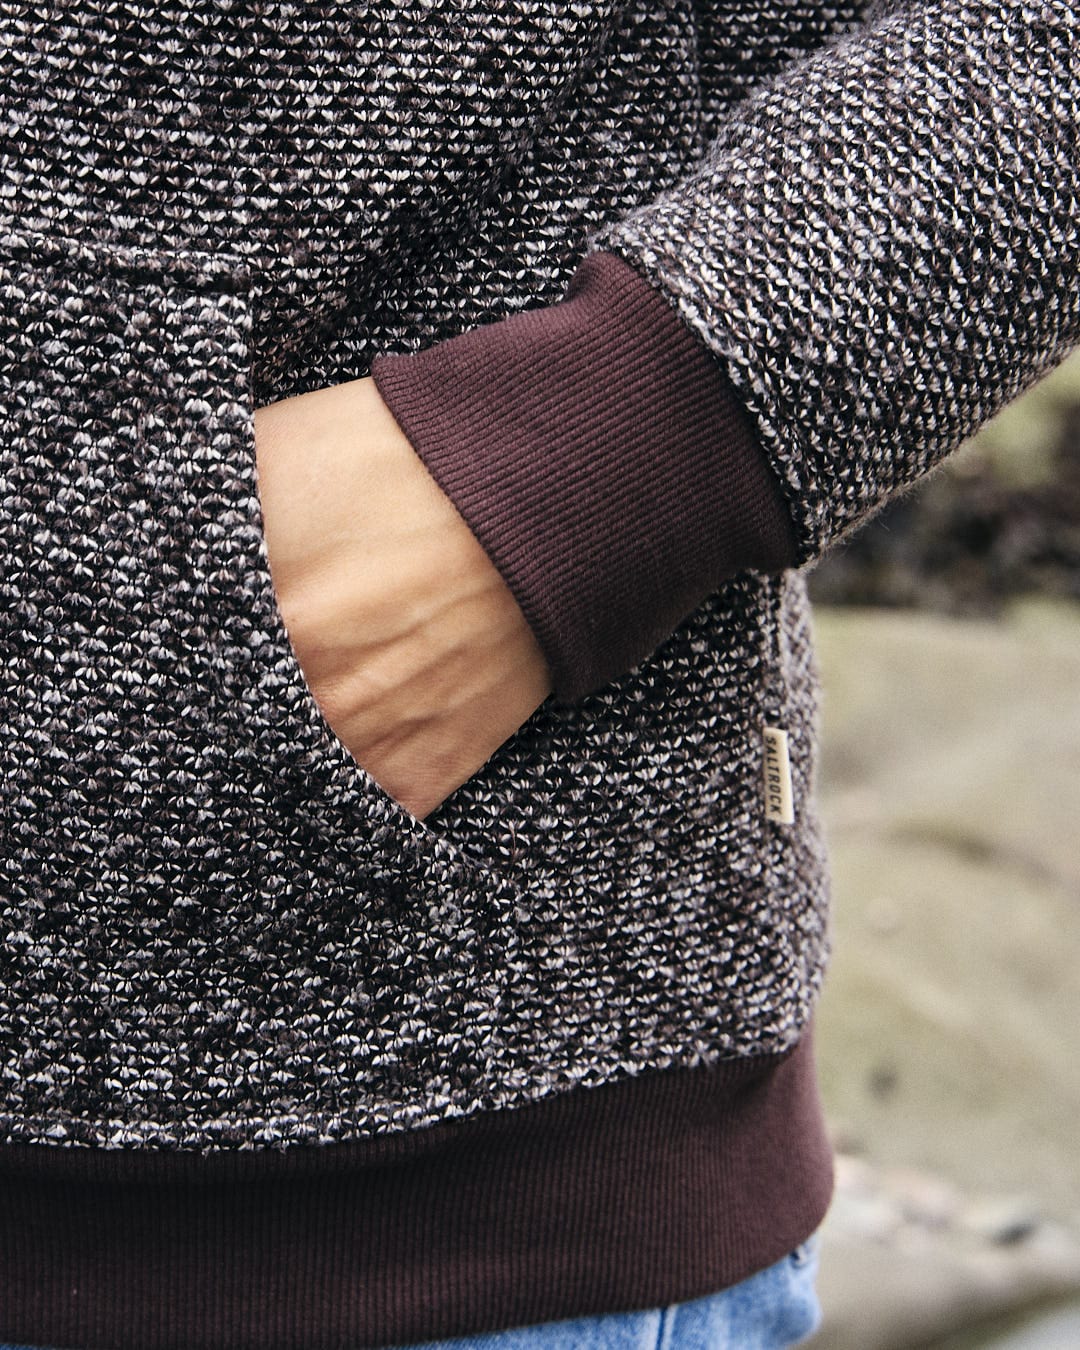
[370,0,1080,707]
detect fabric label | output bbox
[763,726,795,824]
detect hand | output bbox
[252,375,553,821]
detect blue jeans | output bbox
[0,1232,822,1350]
[409,1236,823,1350]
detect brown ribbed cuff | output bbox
[370,248,798,706]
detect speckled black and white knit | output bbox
[0,0,1076,1150]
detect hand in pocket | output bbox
[252,375,552,821]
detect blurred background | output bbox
[803,346,1080,1349]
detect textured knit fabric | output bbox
[0,1,1077,1347]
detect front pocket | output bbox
[0,226,523,1146]
[0,225,829,1151]
[0,225,491,871]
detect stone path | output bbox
[803,601,1080,1350]
[982,1306,1080,1348]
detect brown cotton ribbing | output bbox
[0,1030,832,1350]
[371,249,798,705]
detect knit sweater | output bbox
[0,2,1076,1346]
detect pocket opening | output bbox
[0,223,492,877]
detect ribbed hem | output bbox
[0,1027,832,1350]
[370,249,798,707]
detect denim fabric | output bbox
[0,1234,821,1350]
[407,1237,823,1350]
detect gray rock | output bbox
[802,601,1080,1349]
[979,1304,1080,1348]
